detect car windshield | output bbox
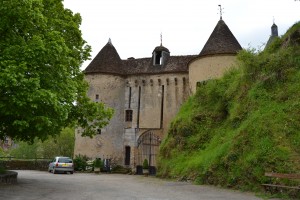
[58,158,72,163]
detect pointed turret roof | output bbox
[84,39,197,75]
[199,19,242,56]
[85,39,124,74]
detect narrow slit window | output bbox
[128,87,131,108]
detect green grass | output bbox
[158,22,300,199]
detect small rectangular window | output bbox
[95,94,99,102]
[125,110,133,122]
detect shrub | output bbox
[93,158,103,169]
[73,155,89,171]
[111,165,131,174]
[0,162,6,174]
[143,159,149,169]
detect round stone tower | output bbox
[188,19,242,93]
[74,39,126,163]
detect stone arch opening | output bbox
[136,130,161,174]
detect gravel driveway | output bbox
[0,170,263,200]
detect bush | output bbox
[0,159,50,171]
[0,162,6,174]
[111,165,131,174]
[93,158,103,169]
[73,155,89,171]
[143,159,149,169]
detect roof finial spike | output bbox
[218,5,223,20]
[273,16,275,24]
[160,32,163,46]
[108,38,112,44]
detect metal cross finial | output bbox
[218,5,223,20]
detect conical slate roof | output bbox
[199,19,242,56]
[84,40,124,74]
[84,39,196,75]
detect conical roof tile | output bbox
[85,40,123,74]
[199,19,242,56]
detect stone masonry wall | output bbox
[74,74,126,165]
[189,55,237,93]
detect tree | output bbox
[0,0,113,142]
[9,127,75,159]
[9,139,40,159]
[40,127,75,158]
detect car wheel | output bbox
[70,171,73,174]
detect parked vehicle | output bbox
[48,156,74,174]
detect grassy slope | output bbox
[158,22,300,196]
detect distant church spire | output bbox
[218,5,223,20]
[265,20,279,48]
[271,18,278,37]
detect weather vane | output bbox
[218,5,224,20]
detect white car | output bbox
[48,156,74,174]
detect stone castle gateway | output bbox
[74,18,243,171]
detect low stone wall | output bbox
[0,171,18,184]
[2,160,50,171]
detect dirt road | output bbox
[0,170,263,200]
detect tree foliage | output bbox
[39,127,75,158]
[0,0,113,142]
[9,127,75,158]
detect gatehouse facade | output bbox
[74,19,243,171]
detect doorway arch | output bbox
[136,130,161,169]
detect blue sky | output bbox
[63,0,300,69]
